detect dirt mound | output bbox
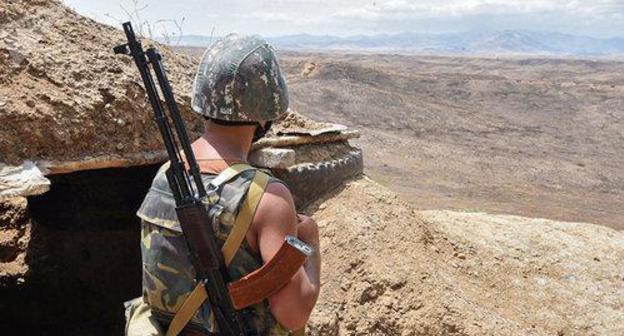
[269,109,333,136]
[0,0,201,165]
[0,1,330,167]
[307,177,624,335]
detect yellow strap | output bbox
[222,171,270,266]
[208,163,254,188]
[165,284,208,336]
[166,170,270,336]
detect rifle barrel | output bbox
[114,22,245,336]
[146,48,207,198]
[119,22,191,204]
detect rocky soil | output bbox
[0,0,322,167]
[0,198,30,286]
[0,0,203,165]
[307,177,624,335]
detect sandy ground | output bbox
[306,177,624,335]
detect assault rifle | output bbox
[113,22,245,335]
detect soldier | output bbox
[126,34,321,336]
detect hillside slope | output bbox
[279,53,624,229]
[307,177,624,335]
[181,45,624,229]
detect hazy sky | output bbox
[62,0,624,38]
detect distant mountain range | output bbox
[166,31,624,55]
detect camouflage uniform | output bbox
[137,163,291,335]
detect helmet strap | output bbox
[253,121,272,142]
[207,117,257,127]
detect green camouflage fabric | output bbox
[191,34,289,123]
[136,163,291,335]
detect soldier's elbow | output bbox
[269,282,319,331]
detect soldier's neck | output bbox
[194,122,255,162]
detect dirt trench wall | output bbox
[0,1,371,334]
[0,140,364,335]
[0,198,30,287]
[0,0,343,168]
[0,0,201,165]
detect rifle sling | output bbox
[166,284,209,336]
[207,163,256,189]
[222,169,269,265]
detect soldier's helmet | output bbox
[191,34,289,123]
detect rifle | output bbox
[113,22,245,336]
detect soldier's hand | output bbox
[296,214,319,249]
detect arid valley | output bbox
[182,47,624,230]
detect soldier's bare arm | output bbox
[295,214,321,293]
[248,182,321,331]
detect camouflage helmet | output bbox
[191,34,289,123]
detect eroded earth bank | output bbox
[306,178,623,335]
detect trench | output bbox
[1,163,162,335]
[0,145,364,335]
